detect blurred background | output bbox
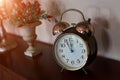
[4,0,120,61]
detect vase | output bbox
[19,21,41,57]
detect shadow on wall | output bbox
[40,0,66,43]
[93,17,111,53]
[85,6,112,53]
[44,0,62,17]
[86,6,120,60]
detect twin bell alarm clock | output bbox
[52,9,97,71]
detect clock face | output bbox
[54,33,89,71]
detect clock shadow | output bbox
[93,17,111,53]
[61,68,98,80]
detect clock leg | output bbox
[61,68,64,72]
[81,68,88,75]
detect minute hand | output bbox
[69,39,74,52]
[66,40,73,52]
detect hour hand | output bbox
[66,40,73,52]
[69,38,74,52]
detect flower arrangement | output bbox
[8,0,52,27]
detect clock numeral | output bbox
[81,55,84,59]
[62,55,65,58]
[61,43,66,48]
[81,49,85,53]
[76,39,79,43]
[69,38,73,42]
[76,59,80,63]
[80,43,83,47]
[69,38,74,45]
[66,59,69,63]
[59,49,63,53]
[64,39,68,43]
[71,60,75,65]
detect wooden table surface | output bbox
[0,34,120,80]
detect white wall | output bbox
[5,0,120,61]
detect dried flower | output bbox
[8,0,52,27]
[47,15,53,18]
[21,2,26,8]
[36,8,41,15]
[34,1,40,7]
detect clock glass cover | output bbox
[54,33,89,71]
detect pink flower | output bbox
[34,1,40,7]
[36,8,41,15]
[21,2,26,8]
[17,10,22,16]
[27,1,31,6]
[18,24,23,27]
[47,15,53,18]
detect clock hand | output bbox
[66,40,73,52]
[69,38,74,53]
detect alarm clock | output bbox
[52,9,97,71]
